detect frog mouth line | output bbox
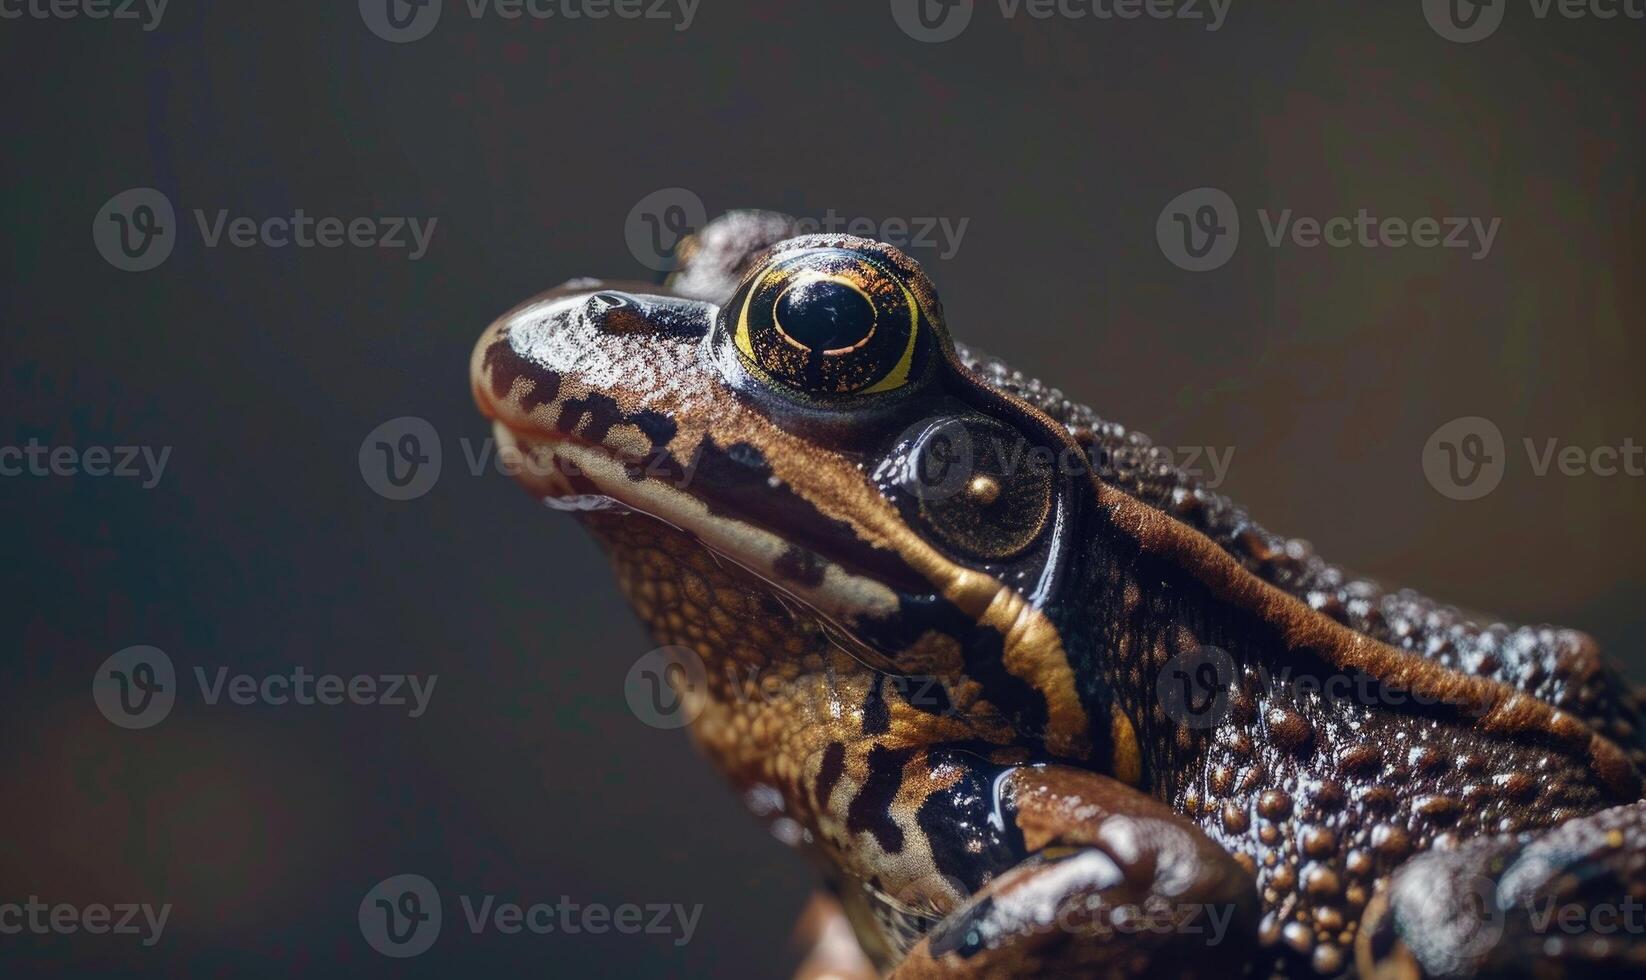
[487,419,907,631]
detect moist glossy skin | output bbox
[470,212,1646,978]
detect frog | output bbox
[469,210,1646,978]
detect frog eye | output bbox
[899,418,1054,562]
[730,248,923,396]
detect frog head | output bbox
[471,229,1123,767]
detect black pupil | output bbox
[774,279,874,352]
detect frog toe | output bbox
[1358,801,1646,977]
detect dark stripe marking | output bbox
[846,743,915,854]
[816,741,846,807]
[862,674,890,735]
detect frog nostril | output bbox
[581,289,711,341]
[584,290,646,334]
[590,290,633,311]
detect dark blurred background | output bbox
[2,1,1642,976]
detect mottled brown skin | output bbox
[470,212,1646,978]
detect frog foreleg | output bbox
[887,763,1258,978]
